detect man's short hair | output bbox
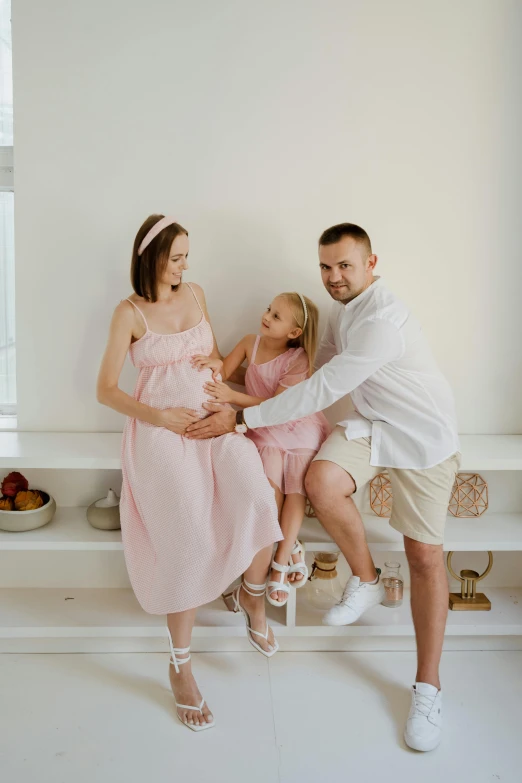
[319,223,372,255]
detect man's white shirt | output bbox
[244,278,459,469]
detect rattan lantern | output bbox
[369,472,393,517]
[448,473,488,518]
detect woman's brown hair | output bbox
[281,292,319,376]
[130,214,188,302]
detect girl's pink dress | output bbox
[245,336,331,496]
[119,286,282,615]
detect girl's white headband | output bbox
[297,293,308,329]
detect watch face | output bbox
[235,424,248,434]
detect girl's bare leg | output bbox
[167,608,214,728]
[270,492,307,601]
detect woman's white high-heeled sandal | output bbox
[167,628,214,732]
[228,580,279,658]
[287,540,308,587]
[266,560,291,608]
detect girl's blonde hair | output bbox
[280,292,319,376]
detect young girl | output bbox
[193,292,330,607]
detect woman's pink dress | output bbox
[119,286,282,615]
[245,336,331,496]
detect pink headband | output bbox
[138,216,178,256]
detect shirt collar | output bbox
[343,276,381,311]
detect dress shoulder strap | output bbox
[124,298,149,331]
[186,283,204,317]
[251,335,261,364]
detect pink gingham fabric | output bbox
[119,286,282,615]
[245,336,330,495]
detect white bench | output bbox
[1,432,522,652]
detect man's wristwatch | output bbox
[235,409,248,434]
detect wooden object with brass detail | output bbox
[304,498,316,519]
[447,551,493,610]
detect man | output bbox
[186,223,460,752]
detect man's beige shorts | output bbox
[313,427,461,546]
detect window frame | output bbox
[0,145,15,415]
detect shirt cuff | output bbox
[244,406,263,430]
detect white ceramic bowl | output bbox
[0,491,57,532]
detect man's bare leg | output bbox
[405,536,447,690]
[305,460,377,581]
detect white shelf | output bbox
[0,507,123,550]
[0,588,285,638]
[295,588,522,636]
[0,432,122,469]
[1,431,522,652]
[458,435,522,471]
[300,513,522,552]
[0,587,520,639]
[1,432,522,470]
[0,507,267,551]
[2,507,522,552]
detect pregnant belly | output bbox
[137,363,215,418]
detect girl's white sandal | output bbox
[266,560,291,607]
[287,540,308,587]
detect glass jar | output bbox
[381,561,404,608]
[305,552,343,610]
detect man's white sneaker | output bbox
[322,575,385,626]
[404,682,442,752]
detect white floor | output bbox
[0,651,520,782]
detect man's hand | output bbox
[184,403,236,439]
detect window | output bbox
[0,0,15,416]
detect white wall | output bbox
[12,0,522,433]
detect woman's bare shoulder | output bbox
[186,281,205,299]
[113,296,143,323]
[121,292,146,305]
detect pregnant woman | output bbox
[96,215,282,732]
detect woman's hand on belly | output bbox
[157,407,201,435]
